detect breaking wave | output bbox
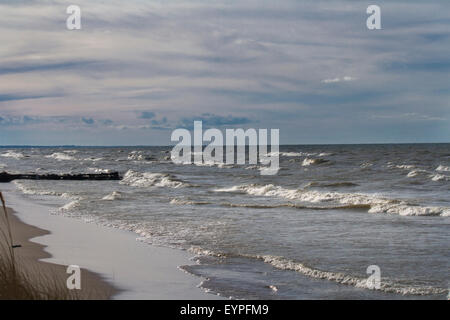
[302,158,329,166]
[120,170,189,188]
[127,151,155,161]
[1,151,25,159]
[59,200,81,211]
[102,191,123,201]
[435,165,450,172]
[305,181,359,188]
[13,181,64,197]
[170,198,211,205]
[188,247,446,296]
[430,174,449,182]
[395,164,416,170]
[46,152,76,161]
[406,170,428,177]
[255,255,446,296]
[214,184,450,216]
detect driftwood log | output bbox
[0,171,121,183]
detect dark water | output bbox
[1,144,449,299]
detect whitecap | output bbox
[59,200,80,211]
[46,152,75,161]
[120,170,187,188]
[430,174,449,182]
[214,184,450,217]
[436,165,450,172]
[302,158,328,166]
[1,151,25,159]
[102,191,122,201]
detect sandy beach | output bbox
[1,183,222,300]
[2,206,115,299]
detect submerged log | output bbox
[0,171,121,183]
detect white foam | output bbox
[170,198,210,205]
[256,255,446,296]
[302,158,328,166]
[407,170,427,177]
[1,150,25,159]
[396,164,416,169]
[270,152,316,157]
[89,168,112,173]
[102,191,122,201]
[436,165,450,172]
[127,151,153,161]
[189,247,446,296]
[121,170,187,188]
[13,181,63,197]
[46,152,75,161]
[368,204,449,216]
[430,174,449,182]
[59,200,80,211]
[214,184,450,216]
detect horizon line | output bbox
[0,142,449,148]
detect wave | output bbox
[127,151,155,161]
[436,165,450,172]
[305,181,359,188]
[102,191,123,201]
[302,158,329,166]
[187,247,446,296]
[1,151,25,159]
[269,152,313,157]
[395,164,416,169]
[170,198,211,205]
[214,184,450,216]
[406,170,428,177]
[193,161,236,169]
[120,170,188,188]
[88,168,112,174]
[83,157,104,162]
[170,196,370,210]
[46,152,75,161]
[256,255,446,296]
[430,174,449,182]
[14,181,64,197]
[219,202,369,210]
[59,200,81,211]
[360,162,373,168]
[269,151,332,157]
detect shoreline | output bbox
[3,206,115,299]
[1,183,223,300]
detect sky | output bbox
[0,0,449,145]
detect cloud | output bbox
[370,113,447,121]
[0,0,448,144]
[321,76,356,84]
[138,111,156,119]
[81,117,95,125]
[178,113,253,129]
[0,114,114,128]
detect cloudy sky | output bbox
[0,0,449,145]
